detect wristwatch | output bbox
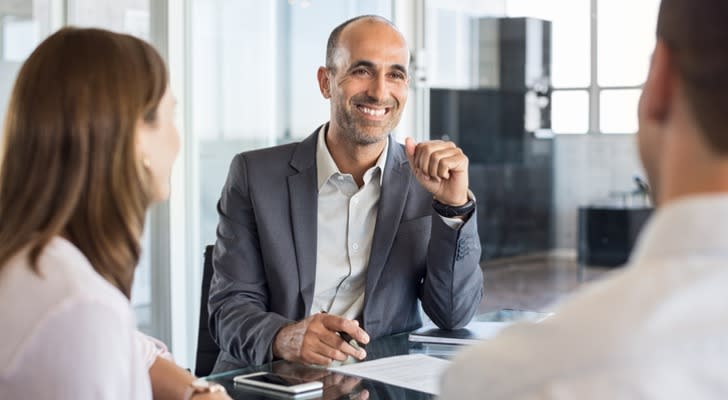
[183,379,226,400]
[432,198,476,218]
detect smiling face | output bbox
[318,19,410,146]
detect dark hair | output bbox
[657,0,728,152]
[325,15,397,71]
[0,27,168,298]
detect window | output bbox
[595,0,659,134]
[190,0,392,256]
[0,1,55,129]
[597,0,657,87]
[64,0,162,339]
[0,0,168,341]
[426,0,661,134]
[66,0,150,40]
[506,0,660,134]
[552,90,589,134]
[600,89,640,133]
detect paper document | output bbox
[328,354,450,395]
[408,321,512,345]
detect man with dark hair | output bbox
[441,0,728,397]
[209,15,483,371]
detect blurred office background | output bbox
[0,0,659,368]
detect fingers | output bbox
[406,139,470,205]
[405,136,417,161]
[427,147,465,180]
[409,140,467,181]
[320,316,368,360]
[322,317,370,346]
[277,314,371,365]
[316,330,363,362]
[300,336,347,364]
[300,316,347,364]
[324,333,367,361]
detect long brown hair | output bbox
[0,27,168,298]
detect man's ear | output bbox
[317,66,331,99]
[641,40,674,124]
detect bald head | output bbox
[325,15,406,72]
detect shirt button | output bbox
[352,198,359,205]
[337,175,344,181]
[352,243,359,251]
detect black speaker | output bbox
[577,207,652,267]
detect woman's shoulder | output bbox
[0,237,135,378]
[41,237,127,299]
[1,297,149,398]
[2,237,129,310]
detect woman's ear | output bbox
[135,120,153,171]
[317,66,331,99]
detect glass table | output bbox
[205,309,545,400]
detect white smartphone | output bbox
[233,371,323,397]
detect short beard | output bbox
[346,128,388,146]
[335,109,398,146]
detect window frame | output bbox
[551,0,648,135]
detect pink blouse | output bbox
[0,237,170,399]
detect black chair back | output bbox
[195,245,220,377]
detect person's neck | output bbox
[325,125,387,187]
[657,124,728,206]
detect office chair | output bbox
[195,245,221,377]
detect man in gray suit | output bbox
[209,15,483,371]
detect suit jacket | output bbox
[208,127,483,371]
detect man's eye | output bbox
[390,72,406,80]
[352,69,370,76]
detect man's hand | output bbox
[272,313,369,365]
[405,137,469,206]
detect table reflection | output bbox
[206,309,544,400]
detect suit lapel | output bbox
[364,138,411,306]
[287,129,320,315]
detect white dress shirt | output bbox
[311,125,388,319]
[0,237,169,400]
[311,125,465,320]
[441,194,728,399]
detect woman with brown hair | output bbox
[0,28,228,400]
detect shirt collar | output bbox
[629,193,728,265]
[315,123,388,190]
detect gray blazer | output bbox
[208,127,483,371]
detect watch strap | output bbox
[432,198,476,218]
